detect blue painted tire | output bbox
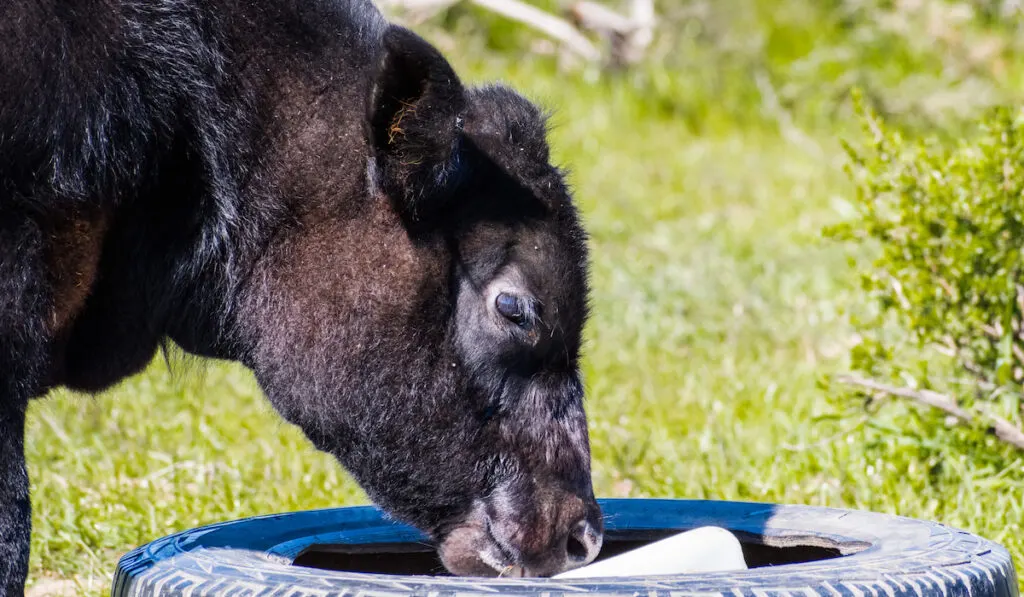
[111,498,1019,597]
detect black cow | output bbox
[0,0,603,593]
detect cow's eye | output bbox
[495,292,527,325]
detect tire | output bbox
[111,498,1019,597]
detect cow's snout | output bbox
[438,492,603,577]
[490,495,604,577]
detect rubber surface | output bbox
[112,498,1019,597]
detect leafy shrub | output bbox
[829,96,1024,449]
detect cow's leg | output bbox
[0,214,49,596]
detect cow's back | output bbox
[0,0,386,209]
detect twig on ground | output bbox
[627,0,654,51]
[470,0,601,61]
[382,0,660,66]
[567,0,653,65]
[835,374,1024,451]
[568,1,636,34]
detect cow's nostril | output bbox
[566,533,588,561]
[565,519,602,566]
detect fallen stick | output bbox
[835,374,1024,451]
[469,0,602,61]
[568,1,638,35]
[567,0,654,65]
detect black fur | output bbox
[0,1,601,591]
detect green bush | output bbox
[830,96,1024,449]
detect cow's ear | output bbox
[368,26,467,224]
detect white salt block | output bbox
[552,526,748,579]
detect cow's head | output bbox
[242,25,602,577]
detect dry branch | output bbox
[380,0,657,66]
[568,1,636,34]
[567,0,654,66]
[469,0,601,61]
[835,374,1024,451]
[380,0,601,61]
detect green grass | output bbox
[26,7,1024,594]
